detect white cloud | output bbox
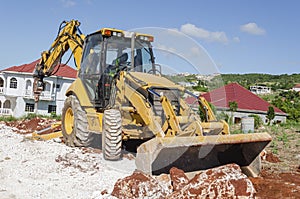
[233,37,240,43]
[180,23,229,44]
[240,22,266,35]
[61,0,76,7]
[85,0,93,5]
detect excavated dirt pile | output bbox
[4,117,59,134]
[250,169,300,198]
[111,163,256,199]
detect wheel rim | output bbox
[64,107,74,135]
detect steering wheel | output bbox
[147,69,162,76]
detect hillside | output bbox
[217,73,300,90]
[165,73,300,92]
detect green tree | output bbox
[228,101,238,124]
[266,106,275,125]
[271,90,300,122]
[248,114,263,129]
[229,101,238,112]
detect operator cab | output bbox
[78,28,157,109]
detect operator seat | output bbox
[134,55,142,72]
[112,53,128,67]
[97,53,128,109]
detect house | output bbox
[178,81,197,87]
[0,60,76,117]
[249,85,271,95]
[292,84,300,92]
[188,83,286,124]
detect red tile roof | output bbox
[185,96,198,105]
[201,82,286,115]
[2,59,77,79]
[293,84,300,88]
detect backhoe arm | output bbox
[198,96,217,122]
[33,20,85,103]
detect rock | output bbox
[169,163,256,198]
[53,138,62,143]
[111,164,256,198]
[4,157,11,160]
[295,154,300,160]
[169,167,189,191]
[265,152,281,163]
[155,174,172,191]
[101,189,108,195]
[111,171,172,199]
[260,149,267,160]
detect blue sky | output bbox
[0,0,299,74]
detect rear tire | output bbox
[102,109,122,160]
[62,95,93,147]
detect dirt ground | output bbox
[251,124,300,198]
[2,118,300,198]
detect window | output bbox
[56,84,60,89]
[25,80,32,90]
[0,77,4,87]
[3,100,11,109]
[48,105,56,113]
[25,103,34,112]
[43,82,51,92]
[10,78,17,89]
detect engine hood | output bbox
[127,72,183,90]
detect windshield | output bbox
[105,36,155,73]
[79,33,156,104]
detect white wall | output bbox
[217,110,286,125]
[14,97,26,118]
[0,71,75,117]
[292,87,300,92]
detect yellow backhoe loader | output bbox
[33,20,271,176]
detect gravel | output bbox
[0,124,136,199]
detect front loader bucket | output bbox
[135,133,271,175]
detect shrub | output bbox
[248,114,263,129]
[266,106,275,125]
[217,111,230,123]
[24,113,39,120]
[0,115,17,122]
[50,112,61,120]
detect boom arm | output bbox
[198,96,217,122]
[33,20,85,103]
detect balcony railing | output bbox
[1,87,54,101]
[23,89,55,100]
[39,91,55,100]
[0,108,12,116]
[24,89,33,97]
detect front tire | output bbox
[62,95,93,147]
[102,109,122,160]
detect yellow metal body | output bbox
[32,131,63,141]
[114,71,229,139]
[65,78,103,132]
[31,122,62,140]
